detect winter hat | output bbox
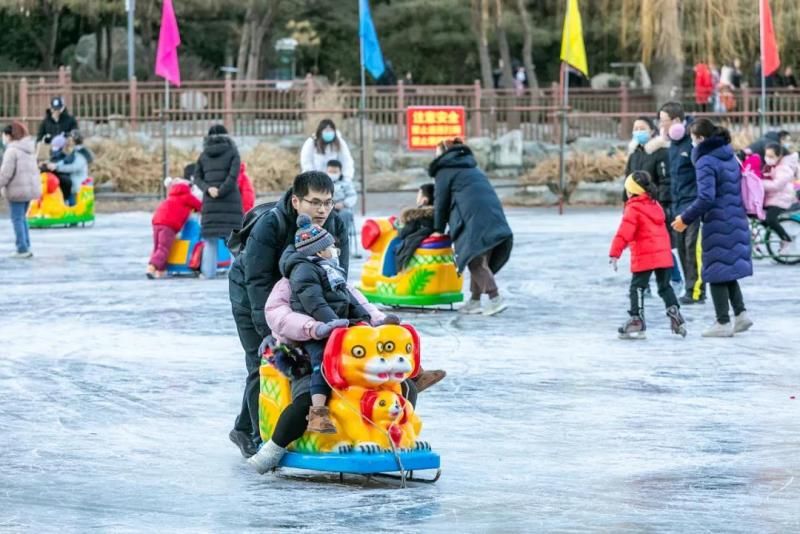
[51,133,67,151]
[624,173,645,197]
[295,214,335,256]
[208,124,228,136]
[50,96,64,110]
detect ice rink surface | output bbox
[1,207,798,533]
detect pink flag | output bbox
[155,0,181,86]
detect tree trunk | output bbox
[493,0,514,90]
[515,0,539,92]
[95,26,103,72]
[106,17,115,80]
[246,20,264,81]
[44,9,62,70]
[471,0,494,91]
[650,0,684,107]
[236,16,251,82]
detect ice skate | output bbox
[458,299,482,314]
[701,321,734,338]
[414,369,446,393]
[247,440,286,474]
[666,305,687,337]
[146,264,157,279]
[733,312,753,333]
[618,315,646,339]
[482,296,508,316]
[307,406,337,434]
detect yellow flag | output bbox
[560,0,588,76]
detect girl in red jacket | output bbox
[147,177,203,279]
[610,171,687,339]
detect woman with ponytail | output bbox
[671,118,753,337]
[610,171,686,339]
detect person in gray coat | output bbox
[194,124,242,278]
[0,122,41,258]
[429,138,513,316]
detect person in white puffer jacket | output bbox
[762,143,799,251]
[0,121,41,258]
[300,119,355,181]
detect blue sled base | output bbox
[279,450,440,475]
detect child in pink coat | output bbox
[762,143,799,250]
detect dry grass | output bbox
[305,82,345,135]
[86,138,297,194]
[523,150,627,185]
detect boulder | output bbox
[490,130,523,168]
[571,136,628,154]
[570,180,625,205]
[466,137,492,169]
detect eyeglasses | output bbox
[301,198,334,210]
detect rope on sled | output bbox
[321,365,408,489]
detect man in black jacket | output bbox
[659,101,706,304]
[227,171,348,457]
[36,97,78,143]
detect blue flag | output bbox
[359,0,385,80]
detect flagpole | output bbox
[358,0,367,217]
[759,0,766,136]
[162,79,169,198]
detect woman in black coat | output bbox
[429,138,513,316]
[194,124,242,278]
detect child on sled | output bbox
[146,166,203,279]
[610,171,686,339]
[279,214,400,433]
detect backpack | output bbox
[739,154,765,220]
[226,201,287,256]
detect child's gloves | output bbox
[609,257,618,272]
[258,335,276,356]
[372,314,401,326]
[315,319,350,338]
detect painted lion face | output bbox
[360,390,403,427]
[322,324,422,390]
[375,324,419,383]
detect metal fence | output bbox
[2,69,800,144]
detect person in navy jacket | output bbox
[671,119,753,338]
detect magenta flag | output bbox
[155,0,181,86]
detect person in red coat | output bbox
[238,162,255,213]
[610,171,686,339]
[694,63,713,112]
[147,178,203,279]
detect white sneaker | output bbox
[458,299,482,314]
[701,322,734,338]
[733,312,753,333]
[247,440,286,474]
[483,296,508,316]
[9,251,33,259]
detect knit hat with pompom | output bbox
[295,214,335,255]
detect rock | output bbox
[523,140,560,167]
[507,185,560,206]
[491,130,523,168]
[467,137,492,169]
[372,146,395,171]
[571,136,627,154]
[393,150,435,171]
[570,180,624,205]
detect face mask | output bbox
[633,131,651,145]
[783,142,792,150]
[765,157,778,166]
[328,173,341,181]
[691,140,699,148]
[321,130,336,143]
[668,123,686,141]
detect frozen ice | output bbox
[1,208,798,532]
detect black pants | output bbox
[676,219,705,300]
[271,381,419,449]
[230,281,266,445]
[765,206,791,242]
[630,268,678,316]
[304,340,331,397]
[709,281,746,324]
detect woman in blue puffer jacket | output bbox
[671,118,753,337]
